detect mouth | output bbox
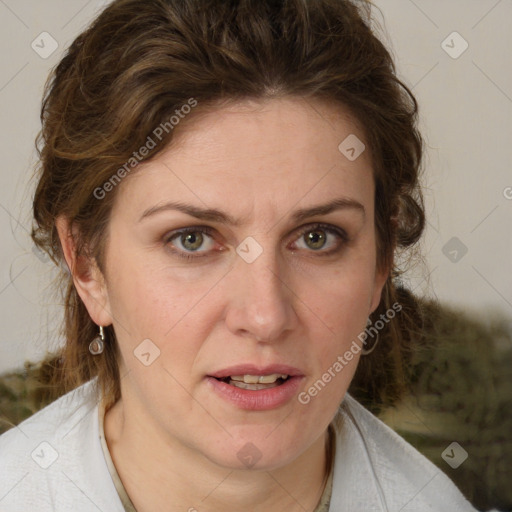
[215,373,291,390]
[206,364,304,410]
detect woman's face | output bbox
[89,97,387,470]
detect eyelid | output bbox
[293,222,349,243]
[164,222,349,260]
[289,222,349,256]
[165,225,217,251]
[164,225,220,261]
[165,225,216,243]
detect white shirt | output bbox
[0,379,480,511]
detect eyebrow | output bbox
[138,197,365,225]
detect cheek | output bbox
[300,266,376,384]
[306,267,375,333]
[106,258,217,372]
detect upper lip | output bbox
[208,364,304,379]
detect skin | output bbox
[57,96,388,511]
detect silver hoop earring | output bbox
[361,317,380,355]
[89,326,105,355]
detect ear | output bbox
[369,263,390,314]
[55,216,113,327]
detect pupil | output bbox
[306,230,326,249]
[183,232,203,250]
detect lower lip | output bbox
[205,376,304,411]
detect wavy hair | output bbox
[32,0,426,410]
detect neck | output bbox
[104,396,332,512]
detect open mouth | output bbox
[214,373,290,390]
[206,370,303,410]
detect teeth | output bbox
[230,381,281,390]
[229,374,289,384]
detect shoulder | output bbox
[329,393,478,512]
[0,379,99,461]
[0,379,96,458]
[0,380,123,511]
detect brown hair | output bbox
[32,0,426,410]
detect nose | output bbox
[223,245,299,343]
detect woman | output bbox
[0,0,480,510]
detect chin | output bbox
[201,429,310,472]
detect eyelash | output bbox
[164,223,350,261]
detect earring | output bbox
[361,317,380,355]
[89,325,105,355]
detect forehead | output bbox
[166,96,370,166]
[112,97,374,222]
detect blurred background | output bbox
[0,1,510,510]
